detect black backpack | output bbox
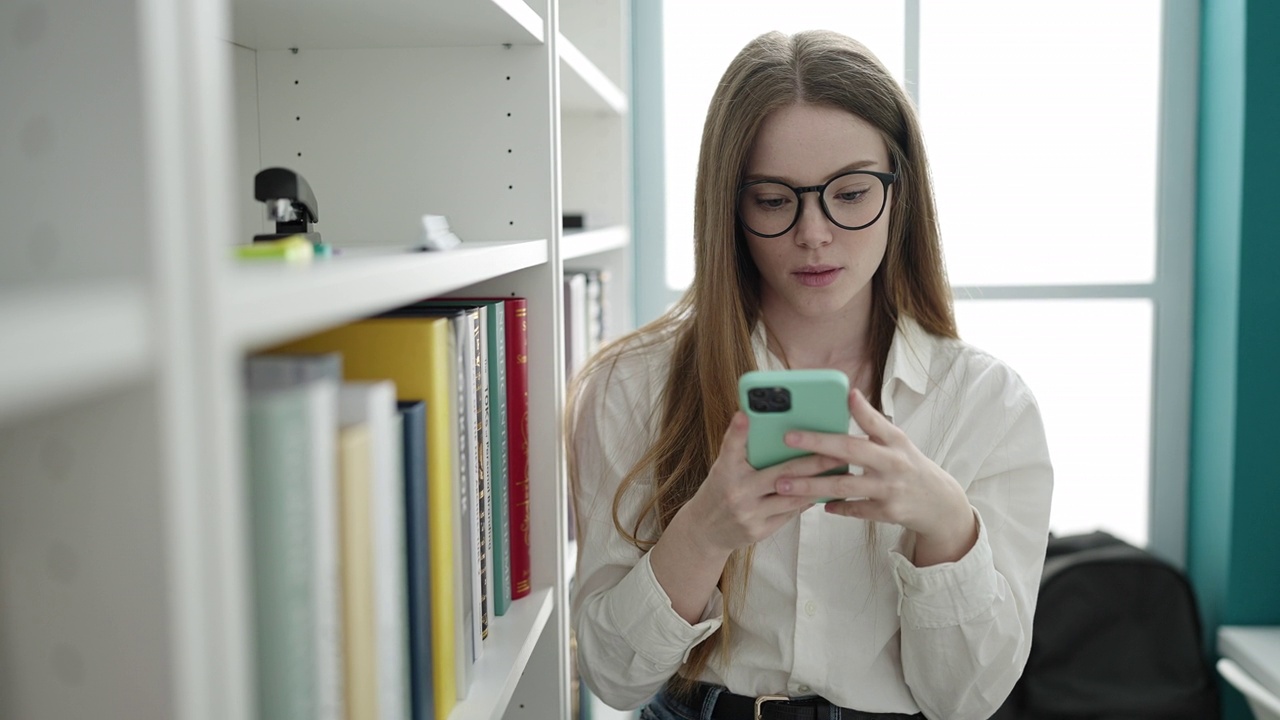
[991,531,1220,719]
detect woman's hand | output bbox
[652,411,843,622]
[773,388,978,566]
[675,411,845,557]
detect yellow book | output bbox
[274,318,458,720]
[338,423,378,720]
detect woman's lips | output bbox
[794,266,842,287]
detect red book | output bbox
[502,298,532,599]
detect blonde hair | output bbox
[568,29,956,695]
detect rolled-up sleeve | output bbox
[569,355,723,710]
[893,374,1054,720]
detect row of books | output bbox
[563,268,610,384]
[244,298,532,720]
[564,269,612,720]
[564,268,610,550]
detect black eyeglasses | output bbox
[737,170,897,238]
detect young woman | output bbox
[568,29,1053,720]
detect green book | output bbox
[245,384,318,720]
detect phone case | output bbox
[738,369,851,476]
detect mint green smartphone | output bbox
[738,369,851,501]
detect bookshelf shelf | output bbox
[559,33,628,115]
[451,587,556,720]
[562,225,630,261]
[224,240,548,350]
[0,282,151,424]
[229,0,544,50]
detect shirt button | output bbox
[804,600,818,616]
[798,685,811,694]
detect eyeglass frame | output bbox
[736,169,898,239]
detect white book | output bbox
[443,313,475,700]
[245,354,344,720]
[457,309,485,666]
[339,381,409,720]
[564,272,589,379]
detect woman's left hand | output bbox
[774,387,978,566]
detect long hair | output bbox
[567,29,956,695]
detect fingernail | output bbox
[784,432,799,446]
[778,480,792,493]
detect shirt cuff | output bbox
[604,551,724,666]
[889,509,1000,629]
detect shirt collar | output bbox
[881,314,934,420]
[750,314,936,420]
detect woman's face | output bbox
[741,103,893,324]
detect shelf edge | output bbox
[562,226,629,261]
[225,239,548,351]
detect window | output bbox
[642,1,1196,560]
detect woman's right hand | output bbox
[677,411,844,555]
[651,411,838,623]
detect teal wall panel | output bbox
[1192,0,1280,717]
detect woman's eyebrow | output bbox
[743,159,880,184]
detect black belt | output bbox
[685,682,925,720]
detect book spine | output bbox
[488,303,512,616]
[338,424,379,720]
[398,402,435,720]
[471,307,488,638]
[378,405,411,720]
[246,388,318,720]
[446,318,475,700]
[244,356,344,720]
[307,379,345,720]
[505,299,532,600]
[476,312,495,636]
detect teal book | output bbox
[398,400,435,720]
[245,383,318,720]
[246,354,344,720]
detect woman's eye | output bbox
[832,189,868,203]
[756,197,789,211]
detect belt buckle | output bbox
[754,694,790,720]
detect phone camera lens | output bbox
[766,387,791,412]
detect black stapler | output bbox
[253,167,323,246]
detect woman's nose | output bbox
[793,196,834,248]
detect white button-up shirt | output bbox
[570,316,1053,720]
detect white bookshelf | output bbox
[0,283,152,425]
[0,0,632,719]
[452,588,556,720]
